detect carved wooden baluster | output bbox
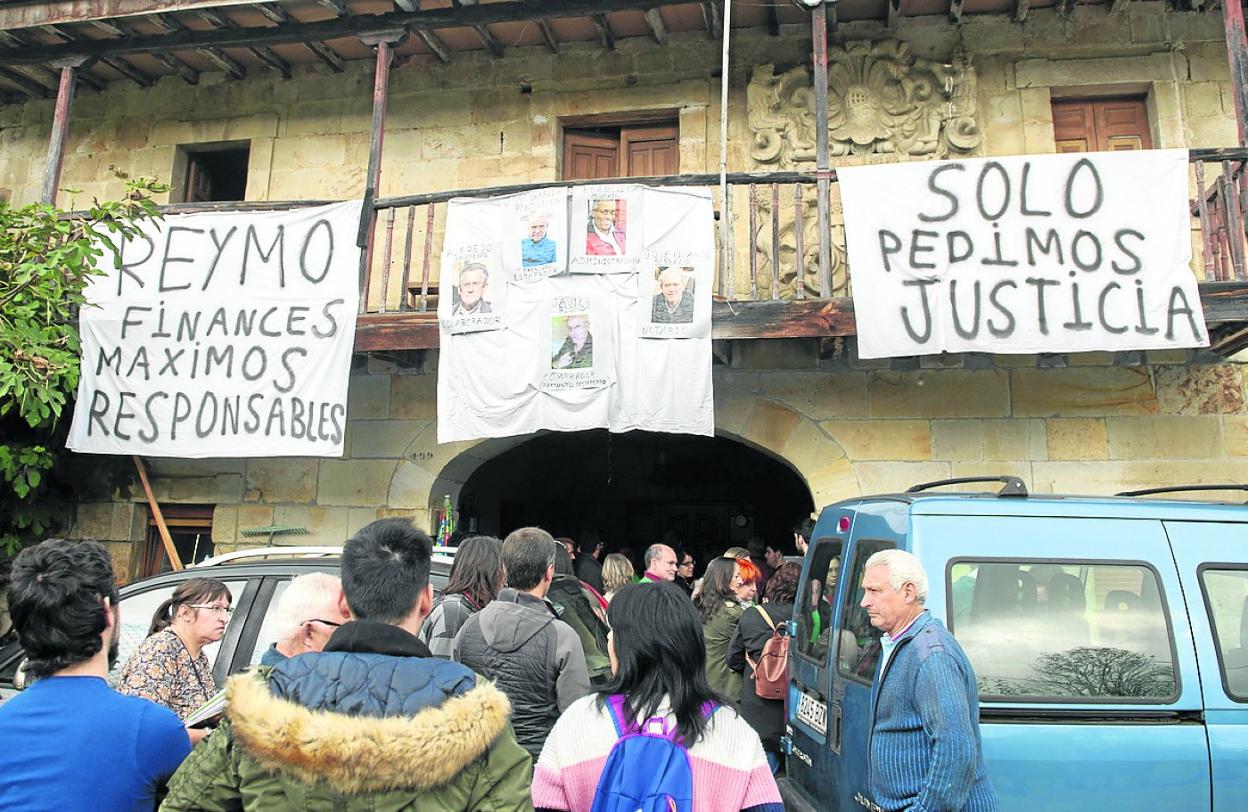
[1194,161,1215,280]
[399,206,416,311]
[419,203,436,313]
[749,183,759,301]
[771,183,781,300]
[1238,160,1248,280]
[378,207,396,314]
[793,183,805,300]
[1221,161,1246,279]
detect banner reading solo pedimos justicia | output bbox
[839,149,1209,359]
[67,201,361,458]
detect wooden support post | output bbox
[133,456,182,571]
[357,33,403,310]
[811,3,834,297]
[41,59,83,206]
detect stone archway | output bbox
[410,387,856,543]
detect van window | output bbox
[794,537,844,664]
[949,561,1177,702]
[1199,567,1248,701]
[837,540,895,683]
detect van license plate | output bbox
[796,691,827,735]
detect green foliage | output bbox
[0,175,167,555]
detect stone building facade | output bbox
[3,5,1246,577]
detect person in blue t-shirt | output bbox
[0,538,191,811]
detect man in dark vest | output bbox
[454,526,591,761]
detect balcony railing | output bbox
[360,147,1248,318]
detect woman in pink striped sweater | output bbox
[532,582,784,812]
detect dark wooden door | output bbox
[564,134,619,180]
[622,125,680,176]
[1053,98,1152,152]
[563,124,679,179]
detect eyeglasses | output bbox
[188,604,233,616]
[679,560,694,567]
[305,619,342,628]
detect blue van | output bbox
[777,478,1248,811]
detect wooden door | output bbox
[564,133,619,180]
[1053,98,1152,152]
[622,125,680,176]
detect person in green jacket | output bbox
[160,518,533,812]
[696,556,747,701]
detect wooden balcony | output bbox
[142,147,1248,357]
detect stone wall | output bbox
[70,346,1248,576]
[0,6,1234,205]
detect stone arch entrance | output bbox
[443,429,815,558]
[417,384,858,557]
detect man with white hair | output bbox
[860,549,997,811]
[651,266,694,323]
[259,572,351,667]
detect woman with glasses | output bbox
[117,577,232,742]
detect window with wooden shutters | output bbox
[1052,98,1153,153]
[562,119,679,180]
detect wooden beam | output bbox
[590,13,615,50]
[887,0,902,30]
[1223,0,1248,145]
[306,40,345,71]
[472,24,505,58]
[42,61,81,204]
[89,19,127,36]
[393,0,419,10]
[0,0,693,65]
[133,456,183,571]
[415,29,451,62]
[644,8,668,44]
[148,50,201,84]
[1013,0,1029,23]
[0,65,52,98]
[949,0,964,24]
[537,17,559,53]
[197,47,247,79]
[701,1,723,38]
[254,3,289,24]
[101,56,155,86]
[354,283,1248,352]
[318,0,349,16]
[196,9,291,77]
[767,0,780,36]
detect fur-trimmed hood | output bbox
[225,670,512,796]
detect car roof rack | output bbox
[194,544,457,568]
[906,476,1029,497]
[1115,484,1248,500]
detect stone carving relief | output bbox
[745,39,981,298]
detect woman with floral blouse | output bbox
[117,577,231,744]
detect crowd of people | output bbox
[0,514,997,811]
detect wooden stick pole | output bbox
[132,456,182,571]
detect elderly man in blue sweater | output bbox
[860,549,997,811]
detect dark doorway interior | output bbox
[456,430,814,567]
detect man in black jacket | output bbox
[454,527,591,761]
[573,536,604,593]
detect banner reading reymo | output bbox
[67,201,362,458]
[839,149,1209,359]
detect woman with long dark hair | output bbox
[696,556,746,701]
[532,582,782,811]
[117,577,231,742]
[728,562,801,773]
[419,535,503,658]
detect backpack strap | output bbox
[605,694,639,737]
[756,605,776,630]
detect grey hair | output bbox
[271,572,343,641]
[643,543,667,569]
[864,549,928,604]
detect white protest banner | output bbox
[438,185,714,442]
[839,149,1209,359]
[67,201,362,458]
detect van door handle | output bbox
[830,700,843,755]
